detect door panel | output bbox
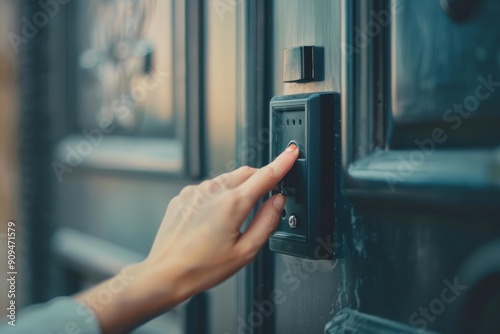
[239,0,500,333]
[270,1,341,333]
[391,0,500,148]
[274,255,339,334]
[272,0,341,96]
[341,1,500,332]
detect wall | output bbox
[0,0,18,317]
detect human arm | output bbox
[74,144,299,333]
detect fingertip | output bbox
[281,144,299,164]
[272,194,286,210]
[285,143,299,153]
[274,143,299,166]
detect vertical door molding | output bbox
[235,1,275,333]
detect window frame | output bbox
[54,0,204,179]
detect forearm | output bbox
[73,146,297,333]
[74,262,188,334]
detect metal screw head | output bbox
[288,215,297,229]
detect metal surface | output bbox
[269,92,337,259]
[341,1,500,333]
[283,46,320,83]
[440,0,484,22]
[265,1,344,333]
[273,1,340,96]
[391,0,500,148]
[264,0,500,333]
[325,308,438,334]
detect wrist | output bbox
[75,261,192,334]
[123,260,193,312]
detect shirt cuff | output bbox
[1,297,101,334]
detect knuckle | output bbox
[193,181,214,198]
[178,203,195,220]
[207,178,225,194]
[264,213,280,233]
[192,191,209,209]
[262,210,277,226]
[199,180,211,189]
[222,190,249,215]
[179,185,196,196]
[233,188,253,208]
[224,190,241,208]
[213,173,230,188]
[238,165,254,176]
[168,195,181,208]
[236,243,258,261]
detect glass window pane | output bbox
[77,0,175,138]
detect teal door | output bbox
[236,1,500,333]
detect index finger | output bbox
[237,144,299,203]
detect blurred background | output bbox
[0,0,238,332]
[2,0,500,333]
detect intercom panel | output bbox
[269,92,338,259]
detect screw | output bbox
[288,215,297,229]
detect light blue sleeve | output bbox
[0,297,101,334]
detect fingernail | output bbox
[272,194,286,209]
[285,144,298,152]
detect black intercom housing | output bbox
[269,92,338,259]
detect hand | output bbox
[145,143,299,298]
[75,145,299,333]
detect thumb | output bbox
[236,194,285,257]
